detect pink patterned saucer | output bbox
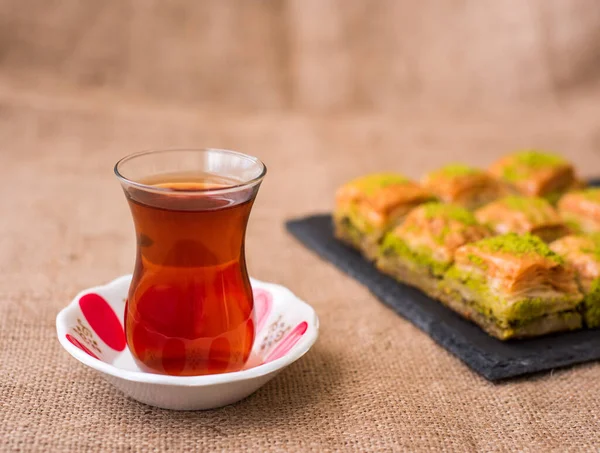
[56,275,319,410]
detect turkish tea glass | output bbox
[115,149,266,376]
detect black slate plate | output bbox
[286,212,600,381]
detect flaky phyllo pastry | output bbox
[441,233,583,340]
[333,173,436,259]
[422,164,506,210]
[557,188,600,234]
[475,195,569,243]
[550,235,600,328]
[488,150,580,203]
[377,203,491,297]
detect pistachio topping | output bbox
[350,173,409,195]
[421,202,478,226]
[428,164,480,179]
[501,151,566,182]
[471,233,564,265]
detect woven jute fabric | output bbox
[1,0,600,112]
[2,1,600,451]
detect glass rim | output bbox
[114,148,267,195]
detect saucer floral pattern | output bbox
[65,282,310,367]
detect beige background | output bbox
[2,0,600,112]
[1,1,600,451]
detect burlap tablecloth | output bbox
[2,1,600,449]
[1,85,600,451]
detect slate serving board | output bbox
[286,202,600,381]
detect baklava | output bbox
[422,164,506,210]
[557,188,600,234]
[441,233,583,340]
[488,150,579,203]
[550,234,600,328]
[475,195,569,243]
[377,202,492,297]
[333,173,436,259]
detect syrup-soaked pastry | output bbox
[557,188,600,234]
[550,234,600,328]
[440,233,583,340]
[475,195,569,243]
[488,150,580,203]
[333,173,436,259]
[376,203,492,298]
[422,164,507,210]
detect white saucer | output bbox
[56,275,319,410]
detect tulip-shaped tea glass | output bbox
[115,149,266,376]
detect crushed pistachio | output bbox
[337,216,364,247]
[497,195,555,222]
[583,278,600,328]
[501,195,550,212]
[444,267,495,309]
[467,253,488,270]
[513,150,565,168]
[510,296,558,320]
[507,310,581,329]
[421,202,478,226]
[350,173,409,195]
[443,266,500,315]
[401,202,486,246]
[563,216,583,234]
[579,236,600,262]
[578,188,600,202]
[343,204,377,235]
[471,233,564,265]
[380,233,449,276]
[501,150,566,182]
[428,164,479,179]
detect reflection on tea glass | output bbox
[115,149,266,376]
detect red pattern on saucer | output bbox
[79,293,126,351]
[66,334,100,360]
[67,287,307,365]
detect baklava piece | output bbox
[333,173,436,259]
[377,203,491,297]
[557,188,600,234]
[550,234,600,328]
[422,164,507,210]
[475,195,569,243]
[489,150,579,203]
[441,233,583,340]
